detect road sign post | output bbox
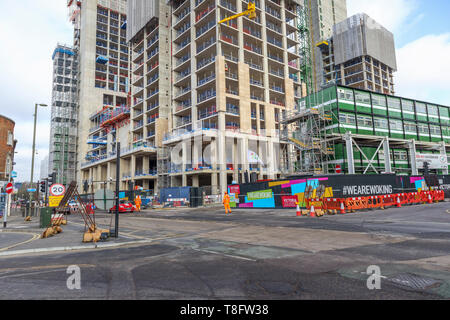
[3,183,13,228]
[114,142,120,238]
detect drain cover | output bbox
[387,273,442,291]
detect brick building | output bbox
[0,114,17,185]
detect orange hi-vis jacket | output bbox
[223,194,230,205]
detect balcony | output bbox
[197,55,215,70]
[197,36,216,54]
[198,89,216,103]
[226,104,239,116]
[197,73,216,87]
[198,105,217,119]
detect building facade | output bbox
[286,85,450,175]
[48,44,78,185]
[69,0,132,193]
[0,115,16,187]
[118,0,304,195]
[318,13,397,95]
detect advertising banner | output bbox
[281,195,298,208]
[416,154,448,169]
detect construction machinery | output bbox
[218,2,256,24]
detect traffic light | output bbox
[48,172,56,185]
[40,180,47,193]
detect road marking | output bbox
[0,233,40,252]
[446,209,450,214]
[192,248,257,262]
[0,264,95,274]
[68,220,149,240]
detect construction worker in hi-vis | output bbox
[135,195,141,212]
[223,192,231,214]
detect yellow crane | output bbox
[218,2,256,24]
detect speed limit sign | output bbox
[50,184,66,197]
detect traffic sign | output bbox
[50,184,66,197]
[11,171,17,178]
[5,183,13,194]
[49,195,64,207]
[27,189,37,193]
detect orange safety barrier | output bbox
[305,198,326,217]
[323,198,346,214]
[380,194,396,209]
[407,192,421,205]
[303,190,444,218]
[366,195,383,209]
[344,197,368,211]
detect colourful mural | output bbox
[410,177,427,191]
[229,174,449,209]
[228,177,334,208]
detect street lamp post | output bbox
[28,103,48,217]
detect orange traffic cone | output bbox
[296,204,301,216]
[427,193,432,204]
[396,194,401,208]
[339,201,346,214]
[309,205,316,217]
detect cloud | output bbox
[395,33,450,105]
[347,0,418,34]
[0,1,73,182]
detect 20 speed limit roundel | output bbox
[50,184,66,197]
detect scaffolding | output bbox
[157,146,170,190]
[280,86,337,175]
[49,44,79,186]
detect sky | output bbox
[0,0,449,183]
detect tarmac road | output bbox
[0,202,449,300]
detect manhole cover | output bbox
[387,273,442,291]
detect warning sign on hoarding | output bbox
[416,154,448,169]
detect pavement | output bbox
[0,201,449,299]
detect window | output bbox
[417,124,429,134]
[394,150,408,161]
[416,102,427,114]
[427,105,438,116]
[357,115,372,127]
[337,88,353,101]
[389,119,403,131]
[372,94,386,107]
[373,117,388,129]
[7,131,13,146]
[404,122,417,133]
[387,97,400,110]
[430,125,441,135]
[355,91,370,104]
[339,113,356,125]
[402,100,414,112]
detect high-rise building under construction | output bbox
[67,0,132,193]
[309,0,348,92]
[121,0,303,195]
[318,13,397,95]
[48,44,78,185]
